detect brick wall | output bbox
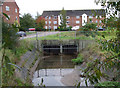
[44,15,105,30]
[2,2,19,24]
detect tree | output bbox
[60,8,67,29]
[20,13,35,31]
[81,23,97,31]
[79,0,120,86]
[36,16,45,30]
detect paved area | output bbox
[20,31,60,39]
[32,69,74,86]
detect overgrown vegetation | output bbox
[77,1,120,87]
[72,54,83,65]
[1,15,34,86]
[95,81,120,87]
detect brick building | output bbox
[2,0,19,24]
[42,9,105,30]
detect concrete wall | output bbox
[36,39,95,53]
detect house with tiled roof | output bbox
[42,9,105,30]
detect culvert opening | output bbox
[63,45,77,54]
[43,45,77,55]
[43,45,60,55]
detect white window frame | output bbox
[99,16,102,18]
[6,6,9,11]
[54,21,57,24]
[54,26,57,30]
[96,20,98,23]
[49,16,51,19]
[45,16,48,19]
[76,16,80,19]
[15,8,17,13]
[96,16,98,18]
[76,21,80,24]
[16,16,17,20]
[49,21,51,24]
[45,26,47,29]
[45,21,47,24]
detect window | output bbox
[76,16,80,19]
[89,16,93,18]
[54,21,57,24]
[45,26,47,29]
[49,16,51,19]
[45,16,47,19]
[15,8,17,13]
[45,21,47,24]
[16,16,17,20]
[96,20,98,23]
[90,20,92,23]
[76,21,80,24]
[6,6,9,11]
[66,16,70,19]
[54,26,57,30]
[66,21,70,24]
[99,16,102,18]
[54,16,57,19]
[96,16,98,18]
[99,20,102,23]
[49,26,51,29]
[49,21,51,24]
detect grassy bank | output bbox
[1,39,34,86]
[24,31,117,41]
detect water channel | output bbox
[32,54,77,86]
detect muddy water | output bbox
[32,54,77,86]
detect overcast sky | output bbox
[15,0,102,18]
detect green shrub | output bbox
[95,81,120,88]
[72,54,83,64]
